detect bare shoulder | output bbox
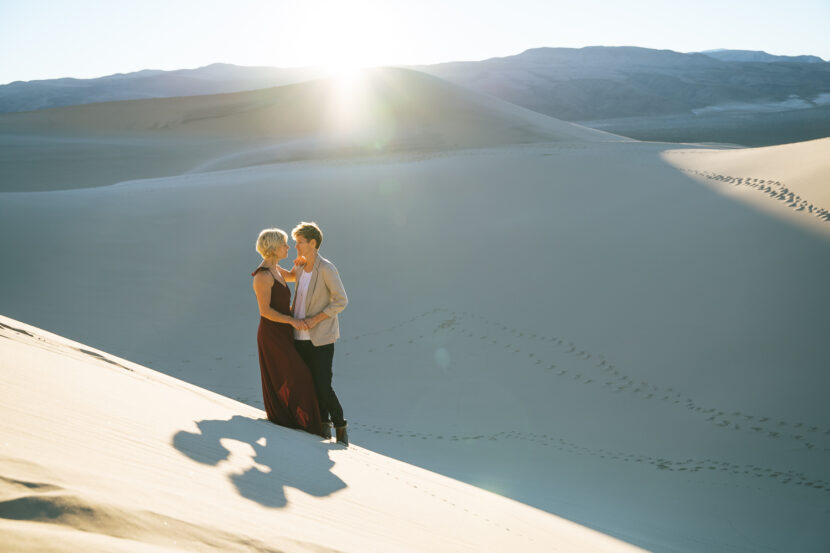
[252,268,274,288]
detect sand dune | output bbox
[2,63,829,552]
[0,314,643,553]
[2,139,829,552]
[0,68,615,142]
[663,137,830,238]
[0,68,622,191]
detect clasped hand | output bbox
[292,318,318,331]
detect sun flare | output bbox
[327,67,371,134]
[300,1,391,77]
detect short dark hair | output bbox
[292,221,323,249]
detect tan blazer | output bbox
[292,253,348,346]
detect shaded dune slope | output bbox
[0,68,618,144]
[0,68,623,191]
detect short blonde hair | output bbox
[292,221,323,249]
[255,228,288,258]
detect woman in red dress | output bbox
[252,228,323,436]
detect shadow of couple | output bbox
[173,415,346,507]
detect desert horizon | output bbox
[4,44,830,147]
[2,3,829,552]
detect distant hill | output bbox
[0,63,326,113]
[414,46,830,121]
[699,49,826,64]
[413,46,830,145]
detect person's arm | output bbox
[276,265,297,283]
[306,263,348,328]
[279,256,307,283]
[252,272,307,329]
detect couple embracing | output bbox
[252,222,349,445]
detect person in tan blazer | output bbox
[291,222,349,445]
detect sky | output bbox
[1,0,829,85]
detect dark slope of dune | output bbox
[0,68,619,192]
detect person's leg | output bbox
[314,343,347,445]
[316,343,347,444]
[294,340,330,423]
[309,343,344,427]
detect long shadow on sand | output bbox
[173,415,346,508]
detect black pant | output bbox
[294,340,345,426]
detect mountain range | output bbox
[701,49,825,63]
[418,47,830,146]
[2,46,829,146]
[0,64,327,113]
[415,47,830,120]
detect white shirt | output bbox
[293,269,312,340]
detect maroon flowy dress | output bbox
[252,267,322,436]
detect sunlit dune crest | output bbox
[663,137,830,239]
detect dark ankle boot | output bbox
[320,421,333,440]
[335,421,348,446]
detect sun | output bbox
[317,42,378,80]
[282,1,402,140]
[319,33,374,77]
[300,1,389,76]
